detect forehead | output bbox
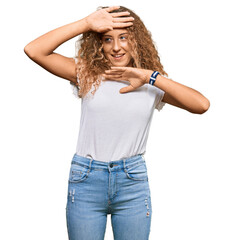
[102,29,129,37]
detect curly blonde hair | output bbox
[73,6,168,98]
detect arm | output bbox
[24,6,134,84]
[103,67,210,114]
[24,18,88,83]
[144,71,210,114]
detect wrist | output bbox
[147,70,160,86]
[82,17,91,32]
[144,70,154,84]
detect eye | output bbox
[120,35,127,40]
[103,37,112,43]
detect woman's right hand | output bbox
[85,6,134,33]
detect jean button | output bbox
[110,163,113,168]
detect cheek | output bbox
[121,41,130,49]
[102,46,110,57]
[124,43,132,55]
[126,43,133,58]
[122,42,132,56]
[102,42,110,51]
[102,49,108,58]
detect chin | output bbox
[112,63,127,67]
[111,61,132,67]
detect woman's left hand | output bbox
[102,67,153,93]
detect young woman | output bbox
[24,6,210,240]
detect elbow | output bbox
[24,43,38,59]
[24,44,32,57]
[191,98,210,114]
[24,44,34,58]
[200,98,210,114]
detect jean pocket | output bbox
[125,160,148,181]
[68,162,90,183]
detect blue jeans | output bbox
[66,153,152,240]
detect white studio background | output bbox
[1,0,233,239]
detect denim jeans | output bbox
[65,153,152,240]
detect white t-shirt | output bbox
[70,59,166,162]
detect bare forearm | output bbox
[145,70,210,113]
[24,18,89,57]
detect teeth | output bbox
[112,54,124,57]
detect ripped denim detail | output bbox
[145,196,150,217]
[69,188,76,203]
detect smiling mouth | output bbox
[111,53,125,59]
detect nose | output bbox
[113,39,121,52]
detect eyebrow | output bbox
[102,33,129,37]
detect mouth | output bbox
[111,53,125,60]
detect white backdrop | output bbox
[1,0,234,239]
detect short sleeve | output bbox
[70,57,79,99]
[154,87,166,111]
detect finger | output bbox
[105,6,120,13]
[105,72,123,76]
[99,26,113,32]
[110,11,131,17]
[104,71,123,76]
[103,73,122,78]
[102,74,123,80]
[104,73,123,78]
[119,85,135,94]
[113,22,134,28]
[105,70,124,74]
[112,17,134,23]
[110,66,128,71]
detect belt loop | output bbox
[88,157,93,172]
[123,158,127,171]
